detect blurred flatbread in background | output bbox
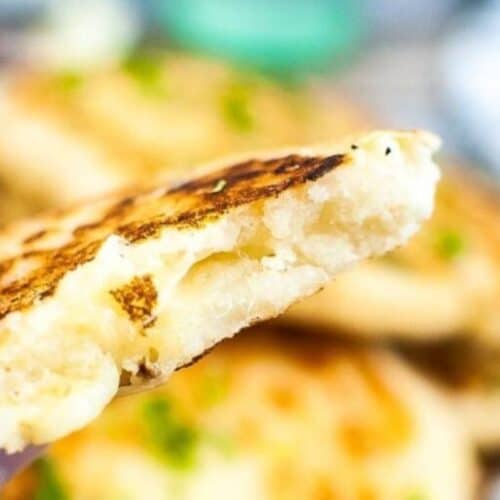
[284,167,500,345]
[400,340,500,451]
[0,181,34,225]
[3,328,478,500]
[0,53,366,210]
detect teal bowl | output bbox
[153,0,364,76]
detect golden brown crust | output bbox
[0,153,345,320]
[110,275,158,329]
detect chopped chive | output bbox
[53,71,83,93]
[141,396,199,469]
[34,457,68,500]
[122,53,166,97]
[211,179,227,194]
[435,229,466,260]
[220,82,254,132]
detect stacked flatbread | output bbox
[0,130,440,455]
[1,54,497,499]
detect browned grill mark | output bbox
[110,274,157,328]
[105,196,135,217]
[0,153,345,319]
[0,240,101,317]
[0,257,15,277]
[22,229,47,245]
[120,154,344,243]
[72,221,101,236]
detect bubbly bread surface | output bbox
[0,130,440,452]
[3,329,477,500]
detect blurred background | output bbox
[0,1,499,500]
[0,0,499,175]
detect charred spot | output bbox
[0,257,15,277]
[20,249,44,259]
[170,154,344,199]
[0,240,101,319]
[223,163,262,182]
[72,221,101,237]
[273,154,310,174]
[103,195,136,220]
[116,218,167,242]
[302,155,345,183]
[22,229,47,245]
[110,274,158,328]
[210,159,270,186]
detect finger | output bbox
[0,446,45,486]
